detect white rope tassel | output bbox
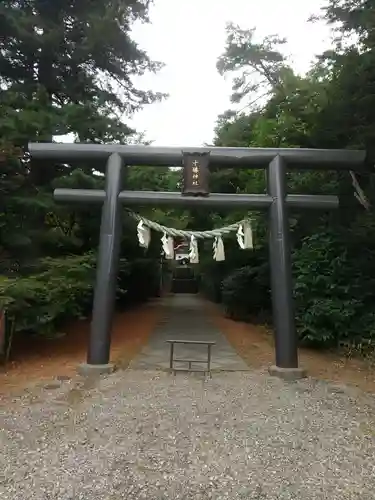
[189,235,199,264]
[161,232,174,259]
[237,220,253,249]
[137,220,151,249]
[213,236,225,261]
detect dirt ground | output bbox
[0,301,161,396]
[210,303,375,393]
[2,296,375,397]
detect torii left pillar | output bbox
[78,153,123,376]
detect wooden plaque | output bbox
[182,152,210,196]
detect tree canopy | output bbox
[0,0,171,346]
[204,0,375,349]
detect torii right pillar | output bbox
[267,155,306,380]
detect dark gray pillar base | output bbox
[77,363,115,377]
[269,365,307,381]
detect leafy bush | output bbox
[293,231,375,347]
[199,239,267,303]
[0,251,162,337]
[199,262,226,303]
[118,257,161,305]
[219,224,375,350]
[221,262,271,321]
[0,253,97,335]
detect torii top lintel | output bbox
[28,143,371,171]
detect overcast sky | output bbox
[127,0,332,146]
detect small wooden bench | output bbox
[166,339,216,377]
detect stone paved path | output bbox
[129,294,249,372]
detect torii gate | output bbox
[29,143,370,380]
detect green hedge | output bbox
[221,263,271,321]
[117,257,161,306]
[0,253,160,336]
[293,231,375,348]
[199,240,264,303]
[220,227,375,349]
[0,253,97,335]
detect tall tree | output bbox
[322,0,373,46]
[216,23,290,111]
[0,0,167,268]
[0,0,166,146]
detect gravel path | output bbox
[1,369,375,499]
